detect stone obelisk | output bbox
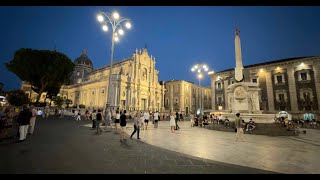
[234,25,244,82]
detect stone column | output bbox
[265,71,275,112]
[313,61,320,111]
[170,85,174,112]
[224,79,228,110]
[287,65,298,111]
[180,83,184,112]
[211,78,216,111]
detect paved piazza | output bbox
[1,117,319,174]
[97,120,320,174]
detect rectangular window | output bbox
[279,94,285,101]
[252,78,257,83]
[77,72,80,76]
[276,75,283,83]
[301,72,307,81]
[217,82,221,89]
[217,97,222,104]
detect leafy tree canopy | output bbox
[5,48,74,102]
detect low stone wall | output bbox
[203,122,297,136]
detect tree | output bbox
[5,48,74,102]
[0,82,3,91]
[0,82,4,95]
[7,90,29,107]
[53,96,64,108]
[45,82,62,102]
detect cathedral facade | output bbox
[22,48,166,111]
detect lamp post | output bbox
[191,64,209,86]
[97,11,132,109]
[191,64,209,115]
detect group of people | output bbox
[0,104,38,142]
[74,108,165,142]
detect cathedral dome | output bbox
[74,49,93,67]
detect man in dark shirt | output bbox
[17,104,32,142]
[175,111,180,130]
[96,109,102,134]
[120,110,127,142]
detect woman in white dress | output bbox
[170,112,176,133]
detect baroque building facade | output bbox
[164,80,212,114]
[209,56,320,115]
[21,48,166,111]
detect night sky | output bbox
[1,6,320,91]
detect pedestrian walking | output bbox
[235,113,245,142]
[130,111,141,140]
[175,111,180,130]
[143,111,150,130]
[76,109,81,121]
[16,104,32,142]
[154,111,159,128]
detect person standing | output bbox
[17,104,32,142]
[45,105,50,118]
[170,112,176,133]
[76,109,81,121]
[28,105,37,135]
[130,111,141,140]
[175,111,180,130]
[139,112,144,130]
[143,111,150,130]
[120,110,127,142]
[96,109,102,134]
[154,111,159,128]
[104,108,113,130]
[114,110,120,133]
[91,110,97,130]
[190,114,194,127]
[235,113,245,142]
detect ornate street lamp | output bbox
[96,11,132,109]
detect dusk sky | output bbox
[1,6,320,91]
